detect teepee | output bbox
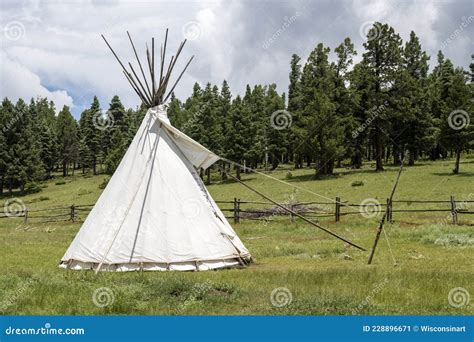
[59,30,251,271]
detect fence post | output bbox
[233,197,238,224]
[290,204,294,223]
[70,204,75,222]
[386,198,392,223]
[450,196,458,225]
[24,208,28,223]
[335,197,340,222]
[237,198,241,224]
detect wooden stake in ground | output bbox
[225,172,366,251]
[367,158,405,264]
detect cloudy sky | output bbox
[0,0,472,118]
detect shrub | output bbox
[351,180,364,187]
[78,189,92,196]
[55,180,66,185]
[434,234,474,247]
[99,178,110,190]
[285,171,293,180]
[24,182,42,194]
[28,196,50,204]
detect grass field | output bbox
[0,157,473,315]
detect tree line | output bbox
[0,95,146,195]
[0,22,472,193]
[169,22,473,178]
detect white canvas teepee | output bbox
[60,31,251,271]
[60,105,251,271]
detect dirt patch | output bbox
[240,203,331,219]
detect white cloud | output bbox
[0,51,73,112]
[0,0,472,117]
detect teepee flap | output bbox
[156,112,220,170]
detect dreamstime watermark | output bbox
[352,278,389,314]
[448,109,470,130]
[181,198,203,219]
[270,110,292,130]
[262,12,301,49]
[0,278,35,313]
[359,21,382,41]
[182,21,202,41]
[3,198,26,218]
[440,193,473,226]
[440,16,474,49]
[182,103,209,133]
[176,281,213,313]
[448,287,470,308]
[258,191,299,228]
[3,21,26,41]
[359,198,382,219]
[1,107,27,134]
[92,287,115,308]
[352,101,388,138]
[4,323,85,336]
[92,110,115,131]
[270,287,292,308]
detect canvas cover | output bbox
[60,105,250,271]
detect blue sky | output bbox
[1,0,472,119]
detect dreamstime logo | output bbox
[262,12,301,49]
[182,21,202,41]
[448,287,470,308]
[0,278,35,313]
[441,16,474,49]
[270,287,292,308]
[181,198,203,219]
[3,198,26,218]
[352,278,389,314]
[176,281,213,313]
[359,21,381,41]
[92,287,115,308]
[359,198,381,219]
[448,109,470,130]
[352,101,388,139]
[270,110,292,130]
[3,21,26,41]
[92,110,114,131]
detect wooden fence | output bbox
[1,197,473,225]
[216,197,474,225]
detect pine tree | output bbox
[105,129,126,174]
[57,106,79,176]
[362,22,403,171]
[299,43,344,176]
[6,99,43,192]
[349,60,374,168]
[333,37,357,167]
[391,31,433,166]
[226,96,251,179]
[265,84,287,169]
[79,96,102,174]
[244,84,266,169]
[0,98,15,194]
[217,80,232,179]
[102,95,126,169]
[287,54,303,168]
[32,98,59,178]
[168,93,185,129]
[438,68,473,173]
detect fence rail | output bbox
[1,196,473,225]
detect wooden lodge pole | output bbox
[226,172,366,251]
[367,159,405,265]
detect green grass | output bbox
[0,157,473,315]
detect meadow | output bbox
[0,157,473,315]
